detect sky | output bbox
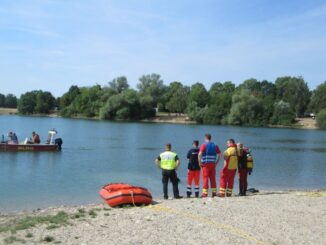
[0,0,326,97]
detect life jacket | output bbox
[224,144,238,170]
[201,142,217,164]
[34,134,40,144]
[160,151,177,170]
[246,152,254,170]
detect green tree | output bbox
[270,100,295,125]
[59,85,81,109]
[18,91,38,114]
[275,76,310,117]
[186,101,207,123]
[72,85,103,117]
[308,81,326,114]
[228,90,265,126]
[137,73,165,109]
[237,78,261,96]
[188,82,209,108]
[4,94,18,108]
[0,93,5,107]
[316,109,326,129]
[139,95,156,118]
[100,89,141,120]
[35,92,55,113]
[109,76,129,93]
[165,82,189,113]
[205,81,235,124]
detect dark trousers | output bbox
[162,169,179,198]
[238,168,248,195]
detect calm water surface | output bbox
[0,115,326,212]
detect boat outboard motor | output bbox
[55,138,63,150]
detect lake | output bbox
[0,115,326,212]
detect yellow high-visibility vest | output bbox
[160,151,177,170]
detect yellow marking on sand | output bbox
[147,204,267,245]
[298,192,326,197]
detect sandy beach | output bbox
[1,190,325,244]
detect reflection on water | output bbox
[137,147,161,151]
[272,139,306,144]
[253,146,326,153]
[0,115,326,212]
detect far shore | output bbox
[0,108,318,130]
[0,190,325,244]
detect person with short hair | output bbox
[186,140,200,198]
[7,132,18,144]
[32,131,40,144]
[198,134,222,197]
[155,143,182,199]
[237,143,254,196]
[219,139,239,197]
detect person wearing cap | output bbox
[198,134,222,197]
[155,143,183,200]
[219,139,239,197]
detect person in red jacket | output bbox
[219,139,238,197]
[198,134,222,197]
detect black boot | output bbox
[195,192,199,198]
[239,182,243,196]
[187,191,191,198]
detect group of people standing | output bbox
[155,133,253,199]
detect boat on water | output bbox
[99,183,152,207]
[0,130,63,152]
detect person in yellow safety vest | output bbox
[219,139,238,197]
[155,143,183,200]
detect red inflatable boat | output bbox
[99,183,152,207]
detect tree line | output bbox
[0,93,18,108]
[8,74,326,129]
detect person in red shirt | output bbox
[198,134,222,197]
[32,131,40,144]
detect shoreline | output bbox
[0,190,325,244]
[0,108,318,130]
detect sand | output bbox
[0,190,325,245]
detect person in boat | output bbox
[219,139,238,197]
[237,143,254,196]
[7,132,18,144]
[186,140,200,198]
[155,143,183,200]
[198,133,222,198]
[31,131,41,144]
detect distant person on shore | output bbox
[186,140,200,198]
[7,132,18,144]
[237,143,254,196]
[31,131,40,144]
[155,143,183,200]
[219,139,238,197]
[198,134,221,197]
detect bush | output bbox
[270,100,295,126]
[316,109,326,129]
